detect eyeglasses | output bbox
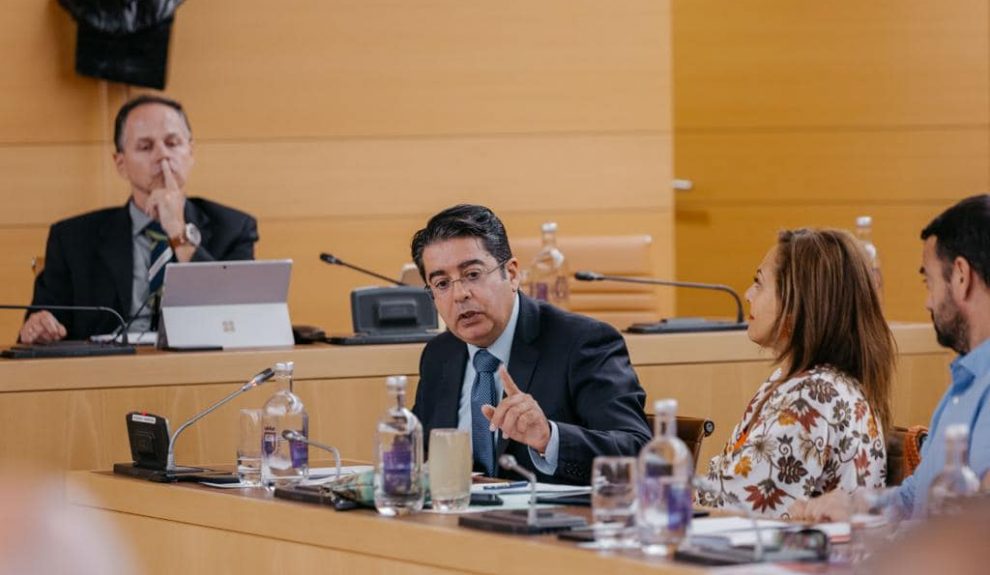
[424,259,510,299]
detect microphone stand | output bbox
[166,368,276,471]
[320,253,408,286]
[282,429,342,483]
[573,271,747,334]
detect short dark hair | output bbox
[113,95,192,153]
[410,204,513,279]
[921,194,990,286]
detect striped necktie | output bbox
[144,222,174,329]
[471,349,501,476]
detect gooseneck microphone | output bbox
[1,303,130,345]
[112,289,161,344]
[282,429,342,483]
[573,271,747,334]
[166,367,276,470]
[499,454,539,526]
[320,252,407,286]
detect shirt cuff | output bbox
[528,421,559,475]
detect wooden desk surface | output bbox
[67,470,706,575]
[1,324,951,476]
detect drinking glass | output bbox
[428,429,472,512]
[237,409,264,487]
[591,456,638,549]
[848,487,906,562]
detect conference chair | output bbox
[512,235,660,330]
[885,425,928,487]
[645,413,715,466]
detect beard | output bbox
[932,299,970,355]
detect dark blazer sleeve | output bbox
[28,222,76,332]
[551,321,652,484]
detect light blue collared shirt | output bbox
[897,337,990,517]
[457,293,560,475]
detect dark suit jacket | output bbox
[29,197,259,340]
[413,294,652,485]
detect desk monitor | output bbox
[160,260,294,349]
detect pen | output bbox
[482,481,529,491]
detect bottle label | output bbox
[533,282,549,302]
[262,426,278,456]
[640,461,692,532]
[383,436,414,495]
[290,437,308,468]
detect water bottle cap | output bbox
[653,398,678,414]
[275,361,294,374]
[541,222,558,233]
[856,216,872,228]
[945,423,970,441]
[386,375,408,391]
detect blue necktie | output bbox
[144,222,174,329]
[472,349,500,476]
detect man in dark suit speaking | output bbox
[410,204,651,484]
[19,95,258,343]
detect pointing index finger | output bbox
[499,365,520,396]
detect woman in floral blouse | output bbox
[698,228,894,518]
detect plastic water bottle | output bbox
[374,375,425,515]
[261,361,309,488]
[928,424,979,516]
[855,216,883,299]
[637,399,693,556]
[528,222,570,309]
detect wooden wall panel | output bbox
[187,134,673,219]
[672,1,990,323]
[674,0,989,129]
[674,129,989,205]
[676,203,951,324]
[168,0,671,139]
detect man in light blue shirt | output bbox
[793,194,990,520]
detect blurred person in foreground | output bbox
[0,468,139,574]
[792,194,990,521]
[697,228,894,518]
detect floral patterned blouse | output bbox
[698,365,886,518]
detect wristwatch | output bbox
[169,223,202,249]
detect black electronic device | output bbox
[458,455,587,535]
[469,492,504,506]
[114,368,275,482]
[1,303,136,358]
[320,253,439,345]
[573,271,747,334]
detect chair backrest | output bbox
[645,413,715,466]
[32,256,45,277]
[512,234,659,329]
[885,424,928,486]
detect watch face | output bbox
[185,223,202,247]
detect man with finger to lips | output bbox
[20,95,258,343]
[410,205,652,485]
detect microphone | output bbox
[573,271,746,334]
[320,252,407,286]
[282,430,342,483]
[166,367,276,470]
[499,454,538,526]
[111,289,161,344]
[2,303,130,345]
